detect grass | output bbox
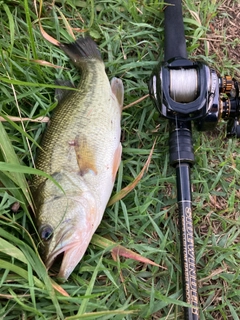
[0,0,240,319]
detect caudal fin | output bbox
[59,36,102,64]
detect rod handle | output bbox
[164,0,187,61]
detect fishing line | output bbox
[173,81,199,316]
[170,69,198,103]
[172,81,182,174]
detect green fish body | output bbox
[32,37,124,279]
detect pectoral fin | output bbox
[111,77,124,108]
[74,134,98,176]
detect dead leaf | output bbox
[111,245,163,268]
[108,139,156,206]
[34,0,60,47]
[123,94,149,110]
[31,60,63,69]
[51,279,70,297]
[0,116,49,123]
[91,234,165,269]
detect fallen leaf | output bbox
[123,94,149,110]
[51,279,70,297]
[91,234,165,269]
[31,59,63,69]
[34,0,60,47]
[0,116,49,123]
[108,139,156,206]
[111,245,162,268]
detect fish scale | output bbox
[32,36,124,279]
[35,62,110,176]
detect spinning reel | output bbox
[148,1,240,319]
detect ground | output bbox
[0,1,240,319]
[200,0,240,79]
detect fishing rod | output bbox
[148,0,240,319]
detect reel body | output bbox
[149,57,240,137]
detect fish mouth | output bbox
[45,241,70,271]
[45,242,81,280]
[44,227,92,280]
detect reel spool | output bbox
[170,69,198,103]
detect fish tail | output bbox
[59,36,102,64]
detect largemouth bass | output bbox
[32,36,124,280]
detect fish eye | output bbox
[40,225,54,241]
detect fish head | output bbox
[37,190,98,280]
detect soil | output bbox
[204,0,240,79]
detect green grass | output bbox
[0,0,240,319]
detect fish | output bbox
[31,36,124,280]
